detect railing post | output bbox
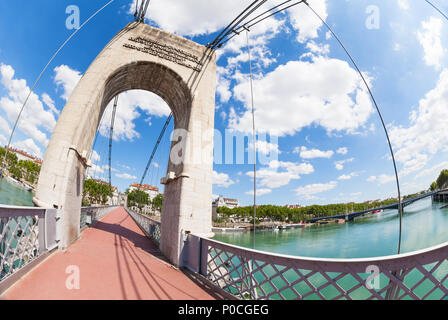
[200,238,208,277]
[38,211,46,254]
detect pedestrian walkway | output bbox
[1,207,217,300]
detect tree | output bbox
[83,179,112,205]
[10,166,22,180]
[151,194,163,213]
[436,169,448,189]
[127,189,149,210]
[430,181,438,191]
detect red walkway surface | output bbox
[2,207,218,300]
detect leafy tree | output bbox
[10,166,22,180]
[436,169,448,189]
[83,179,112,205]
[127,189,149,209]
[151,194,163,213]
[430,181,438,191]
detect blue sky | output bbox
[0,0,447,206]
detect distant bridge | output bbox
[307,191,440,223]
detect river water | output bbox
[214,198,448,259]
[0,177,34,207]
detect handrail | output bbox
[196,234,448,265]
[185,234,448,300]
[0,206,60,287]
[124,207,161,244]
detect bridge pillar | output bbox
[33,22,216,266]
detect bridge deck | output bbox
[1,207,217,300]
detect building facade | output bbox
[129,183,160,200]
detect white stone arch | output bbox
[33,22,217,265]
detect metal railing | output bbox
[125,208,160,244]
[80,206,119,229]
[0,205,60,284]
[183,234,448,300]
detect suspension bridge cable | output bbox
[424,0,448,21]
[138,113,173,188]
[0,0,115,172]
[207,0,261,49]
[245,28,257,250]
[208,0,267,50]
[215,0,269,49]
[134,0,140,19]
[108,95,119,187]
[215,0,305,48]
[304,2,404,254]
[141,0,151,22]
[137,0,146,21]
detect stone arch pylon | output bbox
[33,22,217,265]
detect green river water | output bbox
[0,177,34,207]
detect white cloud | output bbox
[249,140,281,156]
[130,0,326,42]
[213,170,234,188]
[417,17,444,70]
[229,56,374,136]
[91,150,101,163]
[295,181,337,197]
[0,116,11,136]
[245,188,272,196]
[115,173,137,180]
[88,163,105,175]
[397,0,409,10]
[288,0,328,43]
[338,172,358,180]
[99,90,170,141]
[12,139,42,158]
[0,64,57,147]
[298,146,333,159]
[216,67,232,103]
[416,161,448,179]
[54,65,82,100]
[0,133,6,146]
[390,69,448,176]
[41,93,59,115]
[130,0,245,36]
[336,147,348,155]
[367,174,395,185]
[247,160,314,189]
[334,158,354,171]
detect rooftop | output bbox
[130,183,159,192]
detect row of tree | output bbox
[126,188,163,215]
[216,197,401,223]
[82,179,113,206]
[430,169,448,191]
[0,147,41,184]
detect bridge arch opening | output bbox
[34,23,217,266]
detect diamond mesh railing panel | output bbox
[125,208,160,244]
[0,209,44,283]
[197,237,448,300]
[80,206,119,230]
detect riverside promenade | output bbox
[1,207,218,300]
